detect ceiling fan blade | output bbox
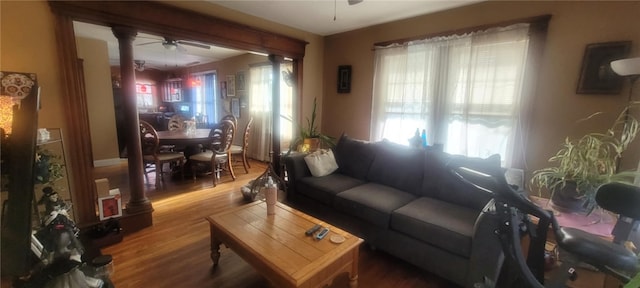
[348,0,363,5]
[176,40,211,50]
[137,41,162,46]
[176,44,188,53]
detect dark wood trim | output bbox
[374,14,552,47]
[48,1,307,227]
[48,1,308,59]
[54,15,98,225]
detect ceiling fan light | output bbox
[162,42,177,51]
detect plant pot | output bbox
[550,182,590,213]
[303,138,320,153]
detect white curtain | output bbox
[248,63,293,161]
[371,24,530,167]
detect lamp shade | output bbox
[611,57,640,76]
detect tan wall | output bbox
[323,1,640,176]
[1,1,66,133]
[76,37,120,163]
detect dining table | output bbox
[156,128,211,147]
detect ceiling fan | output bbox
[137,37,211,52]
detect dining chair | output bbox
[220,114,237,128]
[230,117,253,173]
[139,120,185,188]
[190,119,236,186]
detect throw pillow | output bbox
[304,149,339,177]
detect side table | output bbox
[527,196,621,288]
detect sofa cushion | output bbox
[366,140,425,195]
[391,197,479,258]
[434,154,500,210]
[296,174,365,205]
[419,150,450,198]
[334,134,376,181]
[334,183,416,229]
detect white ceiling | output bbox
[210,0,482,36]
[73,0,481,70]
[73,21,248,71]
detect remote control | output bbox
[315,227,330,240]
[305,224,322,236]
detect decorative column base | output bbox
[120,201,154,234]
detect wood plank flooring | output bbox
[4,160,457,287]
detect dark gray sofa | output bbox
[283,134,505,287]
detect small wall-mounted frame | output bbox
[226,75,236,97]
[220,81,227,99]
[236,71,246,91]
[337,65,352,93]
[576,41,631,94]
[98,193,122,221]
[231,98,240,118]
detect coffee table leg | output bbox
[349,248,360,288]
[210,229,222,268]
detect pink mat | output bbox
[530,196,616,238]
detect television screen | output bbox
[179,104,190,112]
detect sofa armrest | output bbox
[466,199,504,287]
[283,153,312,198]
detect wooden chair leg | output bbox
[212,161,218,187]
[241,151,250,173]
[143,162,149,183]
[192,161,197,182]
[245,151,251,169]
[179,158,185,181]
[227,157,236,180]
[155,161,162,189]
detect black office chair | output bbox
[452,166,639,287]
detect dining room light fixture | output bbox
[162,41,178,51]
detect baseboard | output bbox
[94,158,125,167]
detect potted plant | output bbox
[289,98,335,153]
[530,104,640,213]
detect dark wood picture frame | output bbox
[576,41,631,94]
[337,65,352,93]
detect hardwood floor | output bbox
[5,160,457,287]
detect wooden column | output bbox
[269,55,283,174]
[112,26,153,228]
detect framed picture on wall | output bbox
[231,98,240,119]
[337,65,352,93]
[236,71,246,91]
[226,75,236,97]
[576,41,631,94]
[220,81,227,99]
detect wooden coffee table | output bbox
[206,201,363,288]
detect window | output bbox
[371,24,531,167]
[190,73,217,126]
[136,83,154,109]
[248,62,294,161]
